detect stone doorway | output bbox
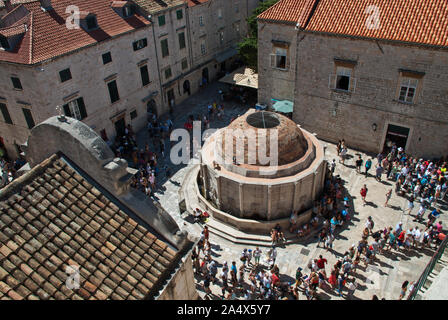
[183,80,191,96]
[114,117,126,137]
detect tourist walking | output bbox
[360,185,368,206]
[355,155,363,174]
[365,158,372,177]
[385,189,392,207]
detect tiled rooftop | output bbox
[0,0,151,64]
[0,153,179,300]
[257,0,317,26]
[258,0,448,48]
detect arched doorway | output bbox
[202,67,209,86]
[183,80,191,96]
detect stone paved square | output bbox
[132,81,448,300]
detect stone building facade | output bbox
[257,0,448,159]
[0,0,162,159]
[0,0,261,159]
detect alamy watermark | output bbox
[365,5,381,30]
[169,122,279,174]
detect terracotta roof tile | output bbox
[0,0,151,64]
[263,0,448,47]
[0,154,180,299]
[258,0,317,26]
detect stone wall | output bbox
[258,20,448,158]
[157,249,199,300]
[293,34,448,158]
[257,21,298,106]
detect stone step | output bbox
[206,217,317,247]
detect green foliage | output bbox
[237,37,258,69]
[248,0,279,38]
[237,0,279,71]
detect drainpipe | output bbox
[185,4,194,70]
[150,16,165,115]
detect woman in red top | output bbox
[360,185,368,206]
[397,230,406,248]
[328,270,337,288]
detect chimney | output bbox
[4,0,13,12]
[39,0,53,11]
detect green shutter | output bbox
[77,98,87,119]
[176,9,183,20]
[161,39,169,57]
[178,32,185,49]
[158,15,165,26]
[0,103,12,124]
[22,108,35,129]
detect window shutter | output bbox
[0,103,12,124]
[77,98,87,119]
[22,108,35,129]
[285,57,290,70]
[62,104,72,117]
[133,42,138,51]
[270,54,276,68]
[329,74,336,89]
[351,78,357,93]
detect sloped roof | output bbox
[132,0,184,14]
[0,153,179,300]
[257,0,317,26]
[258,0,448,48]
[0,0,151,64]
[306,0,448,47]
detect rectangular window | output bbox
[181,59,188,70]
[62,97,87,120]
[86,16,98,30]
[235,1,239,13]
[178,32,186,49]
[218,8,222,19]
[335,66,352,91]
[399,78,418,103]
[130,110,137,120]
[200,42,206,55]
[107,80,120,103]
[164,67,172,80]
[11,77,22,90]
[199,16,204,26]
[133,38,147,51]
[234,22,240,35]
[22,108,35,129]
[176,9,183,20]
[158,15,165,26]
[161,39,169,57]
[219,31,224,45]
[123,5,135,17]
[102,52,112,64]
[140,65,150,86]
[271,47,287,69]
[59,68,72,83]
[0,103,13,124]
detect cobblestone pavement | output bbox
[133,81,448,300]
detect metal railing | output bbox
[407,235,448,300]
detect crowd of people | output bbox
[191,139,448,300]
